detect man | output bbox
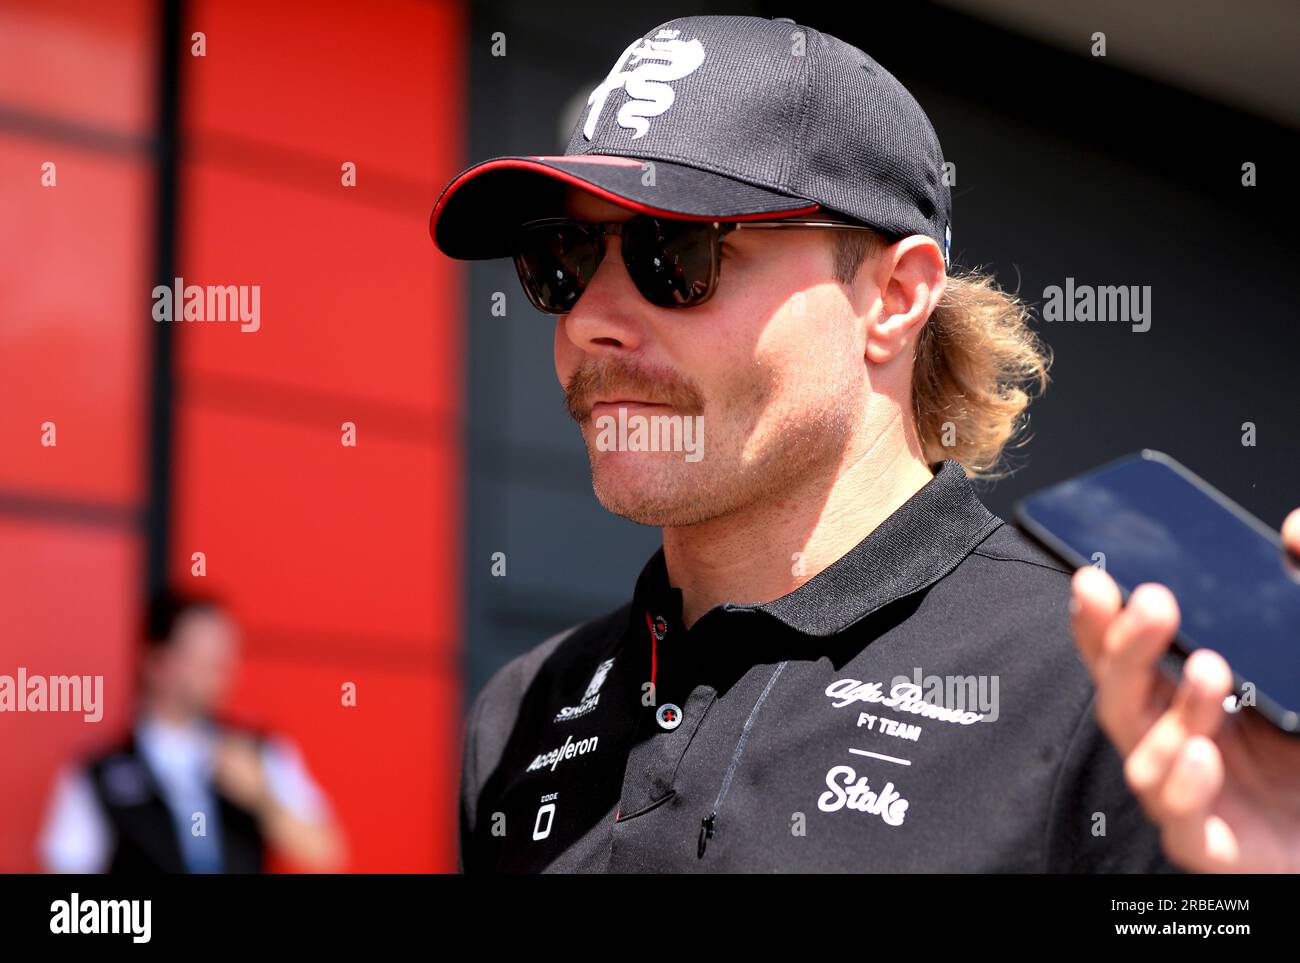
[39,590,346,873]
[431,15,1300,872]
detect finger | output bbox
[1069,564,1122,679]
[1125,649,1233,825]
[1158,737,1235,872]
[1282,508,1300,556]
[1095,582,1180,752]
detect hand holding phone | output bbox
[1015,450,1300,872]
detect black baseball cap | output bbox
[429,14,952,270]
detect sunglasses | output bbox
[508,213,881,314]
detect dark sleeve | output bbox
[451,622,588,874]
[457,683,489,875]
[1043,692,1188,874]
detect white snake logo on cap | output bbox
[582,29,706,140]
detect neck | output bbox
[662,402,936,629]
[142,697,200,728]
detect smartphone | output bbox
[1014,449,1300,735]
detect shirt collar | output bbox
[628,458,1001,640]
[135,712,218,783]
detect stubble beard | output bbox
[584,374,865,530]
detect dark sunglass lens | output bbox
[512,221,600,314]
[622,216,719,308]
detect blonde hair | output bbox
[832,230,1051,481]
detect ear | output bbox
[864,236,946,365]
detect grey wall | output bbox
[458,0,1300,699]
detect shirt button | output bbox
[656,703,683,731]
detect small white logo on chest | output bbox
[554,658,615,723]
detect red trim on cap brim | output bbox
[528,154,644,166]
[428,156,821,242]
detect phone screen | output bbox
[1015,450,1300,727]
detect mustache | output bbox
[563,358,704,422]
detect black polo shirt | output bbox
[458,458,1184,873]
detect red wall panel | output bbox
[170,402,457,655]
[1,0,466,873]
[0,135,150,506]
[168,0,466,871]
[183,0,451,188]
[0,518,140,871]
[0,0,154,872]
[175,158,459,417]
[0,0,156,134]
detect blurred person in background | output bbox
[38,590,346,873]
